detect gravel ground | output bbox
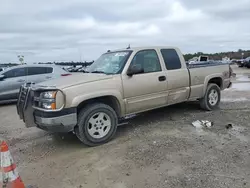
[0,65,249,188]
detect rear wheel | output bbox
[76,103,118,146]
[200,83,221,111]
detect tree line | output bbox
[183,49,250,61]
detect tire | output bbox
[75,103,118,146]
[200,83,221,111]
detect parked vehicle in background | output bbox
[0,65,71,103]
[245,62,250,68]
[65,66,89,72]
[17,46,232,146]
[188,55,209,64]
[243,57,250,68]
[0,67,7,72]
[236,59,245,67]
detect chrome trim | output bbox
[33,96,40,101]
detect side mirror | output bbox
[127,65,144,76]
[0,75,6,81]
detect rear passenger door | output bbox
[160,49,190,105]
[26,67,54,84]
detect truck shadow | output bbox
[50,101,203,146]
[116,101,203,136]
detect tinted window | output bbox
[3,68,27,78]
[27,67,53,76]
[130,50,161,73]
[161,49,182,70]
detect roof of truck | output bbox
[109,46,180,52]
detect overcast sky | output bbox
[1,0,250,63]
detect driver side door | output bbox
[122,49,168,114]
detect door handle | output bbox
[46,76,52,79]
[158,76,166,82]
[17,79,25,82]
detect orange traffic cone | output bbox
[0,141,25,188]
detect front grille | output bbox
[16,84,32,121]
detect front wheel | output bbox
[76,103,118,146]
[200,83,221,111]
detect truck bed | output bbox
[187,61,227,69]
[187,61,230,100]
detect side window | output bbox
[27,67,53,76]
[130,50,161,73]
[3,68,27,78]
[46,67,53,73]
[160,49,182,70]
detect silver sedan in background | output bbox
[0,65,71,103]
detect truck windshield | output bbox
[87,51,131,74]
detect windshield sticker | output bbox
[114,52,128,56]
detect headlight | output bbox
[41,91,56,99]
[42,102,54,109]
[39,90,64,110]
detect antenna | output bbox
[126,44,131,49]
[107,50,111,52]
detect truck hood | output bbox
[36,73,113,89]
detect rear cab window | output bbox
[160,49,182,70]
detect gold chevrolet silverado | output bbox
[16,47,232,146]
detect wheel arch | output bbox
[203,75,223,96]
[75,95,123,118]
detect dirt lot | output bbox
[0,65,250,188]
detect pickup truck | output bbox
[16,46,232,146]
